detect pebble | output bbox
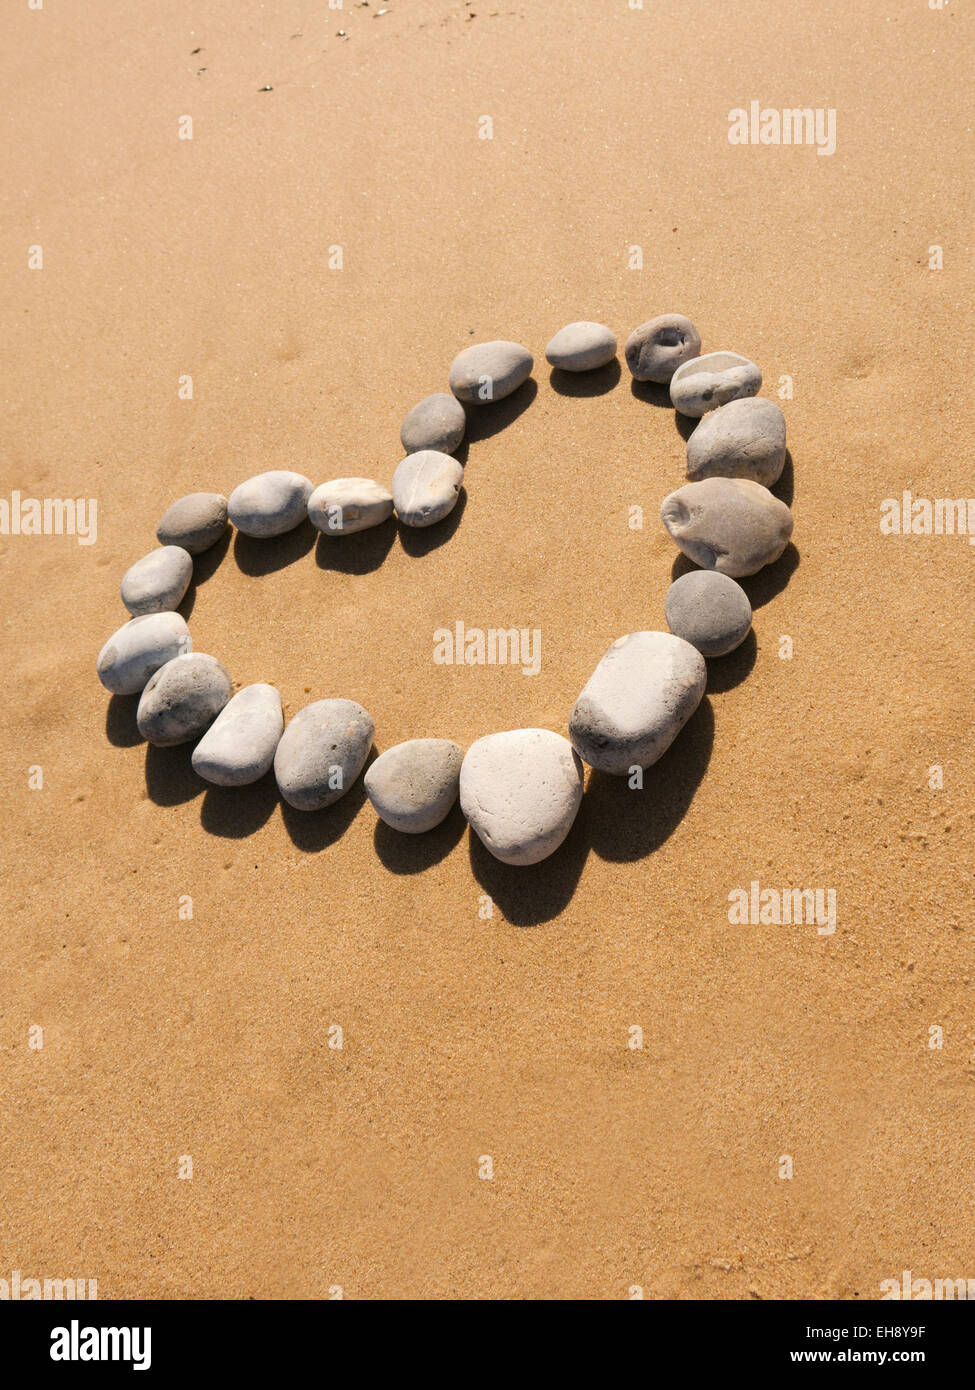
[136,652,233,746]
[624,314,702,383]
[449,341,533,404]
[364,738,463,833]
[227,470,314,538]
[545,321,617,372]
[670,351,761,417]
[665,571,753,658]
[96,612,192,695]
[569,631,707,774]
[400,393,467,455]
[661,477,794,577]
[156,492,228,554]
[191,683,284,786]
[686,396,786,486]
[392,451,463,528]
[273,698,374,811]
[120,545,193,616]
[459,729,583,866]
[308,478,394,536]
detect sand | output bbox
[2,0,973,1299]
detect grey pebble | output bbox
[227,470,314,538]
[273,698,374,811]
[625,314,702,383]
[156,492,228,554]
[400,393,467,455]
[191,683,284,786]
[364,738,463,833]
[661,477,794,578]
[136,652,233,747]
[392,451,463,528]
[120,545,193,617]
[670,351,761,417]
[97,612,192,695]
[308,478,394,535]
[545,321,617,372]
[459,729,583,866]
[665,571,753,658]
[686,396,786,487]
[448,340,533,404]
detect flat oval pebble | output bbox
[670,351,761,417]
[308,478,394,536]
[227,470,314,538]
[448,340,533,404]
[191,683,284,786]
[569,631,706,775]
[661,477,794,578]
[392,451,463,528]
[96,612,192,695]
[156,492,228,554]
[120,545,193,617]
[665,571,753,658]
[400,393,467,455]
[459,729,583,866]
[136,652,232,747]
[273,698,374,811]
[545,321,617,372]
[686,396,786,487]
[364,738,463,833]
[624,313,702,383]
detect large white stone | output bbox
[459,729,583,866]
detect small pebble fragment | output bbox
[400,393,467,454]
[308,478,394,535]
[670,351,761,417]
[227,470,313,538]
[448,341,533,403]
[392,451,463,528]
[96,612,192,695]
[625,314,702,383]
[569,631,707,775]
[273,698,374,811]
[661,477,794,577]
[136,652,233,747]
[459,729,583,866]
[686,396,786,487]
[191,683,284,786]
[665,571,753,658]
[120,545,193,616]
[364,738,463,833]
[545,321,617,372]
[156,492,228,554]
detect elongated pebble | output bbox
[665,571,752,657]
[545,322,617,372]
[392,451,463,528]
[120,545,193,616]
[156,492,228,554]
[670,351,761,417]
[308,478,394,536]
[136,652,232,747]
[191,683,284,786]
[661,477,794,577]
[97,612,191,695]
[449,341,533,404]
[228,470,313,538]
[625,314,701,383]
[364,738,463,833]
[400,393,467,455]
[459,729,583,866]
[274,698,374,811]
[686,396,786,486]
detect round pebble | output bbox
[392,451,463,528]
[136,652,232,747]
[364,738,463,833]
[120,545,193,617]
[449,341,533,404]
[545,322,617,372]
[569,631,706,775]
[191,683,284,786]
[96,612,192,695]
[665,571,753,658]
[273,698,374,811]
[670,351,761,417]
[400,393,467,455]
[661,477,794,577]
[686,396,786,487]
[459,729,583,866]
[156,492,228,554]
[625,314,702,383]
[308,478,394,536]
[227,470,314,538]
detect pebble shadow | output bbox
[462,377,538,447]
[105,694,144,748]
[315,517,396,574]
[200,770,279,838]
[771,449,794,507]
[233,519,317,576]
[703,629,757,693]
[670,544,799,611]
[279,760,372,852]
[398,489,467,558]
[178,529,232,618]
[549,360,621,398]
[630,379,673,409]
[468,811,590,927]
[373,800,467,873]
[144,742,206,807]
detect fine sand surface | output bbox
[2,0,973,1299]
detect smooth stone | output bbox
[308,478,394,536]
[670,351,761,417]
[96,612,192,695]
[273,698,374,811]
[392,451,463,528]
[545,321,617,372]
[364,738,463,833]
[191,683,284,786]
[136,652,232,747]
[227,470,313,538]
[665,571,752,658]
[569,631,706,775]
[624,314,702,383]
[686,396,786,486]
[661,477,794,578]
[448,340,533,404]
[400,393,467,455]
[459,729,583,866]
[120,545,193,616]
[156,492,228,554]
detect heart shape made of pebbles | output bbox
[98,315,795,867]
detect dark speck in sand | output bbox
[191,47,202,54]
[258,85,273,92]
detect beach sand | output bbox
[2,0,973,1298]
